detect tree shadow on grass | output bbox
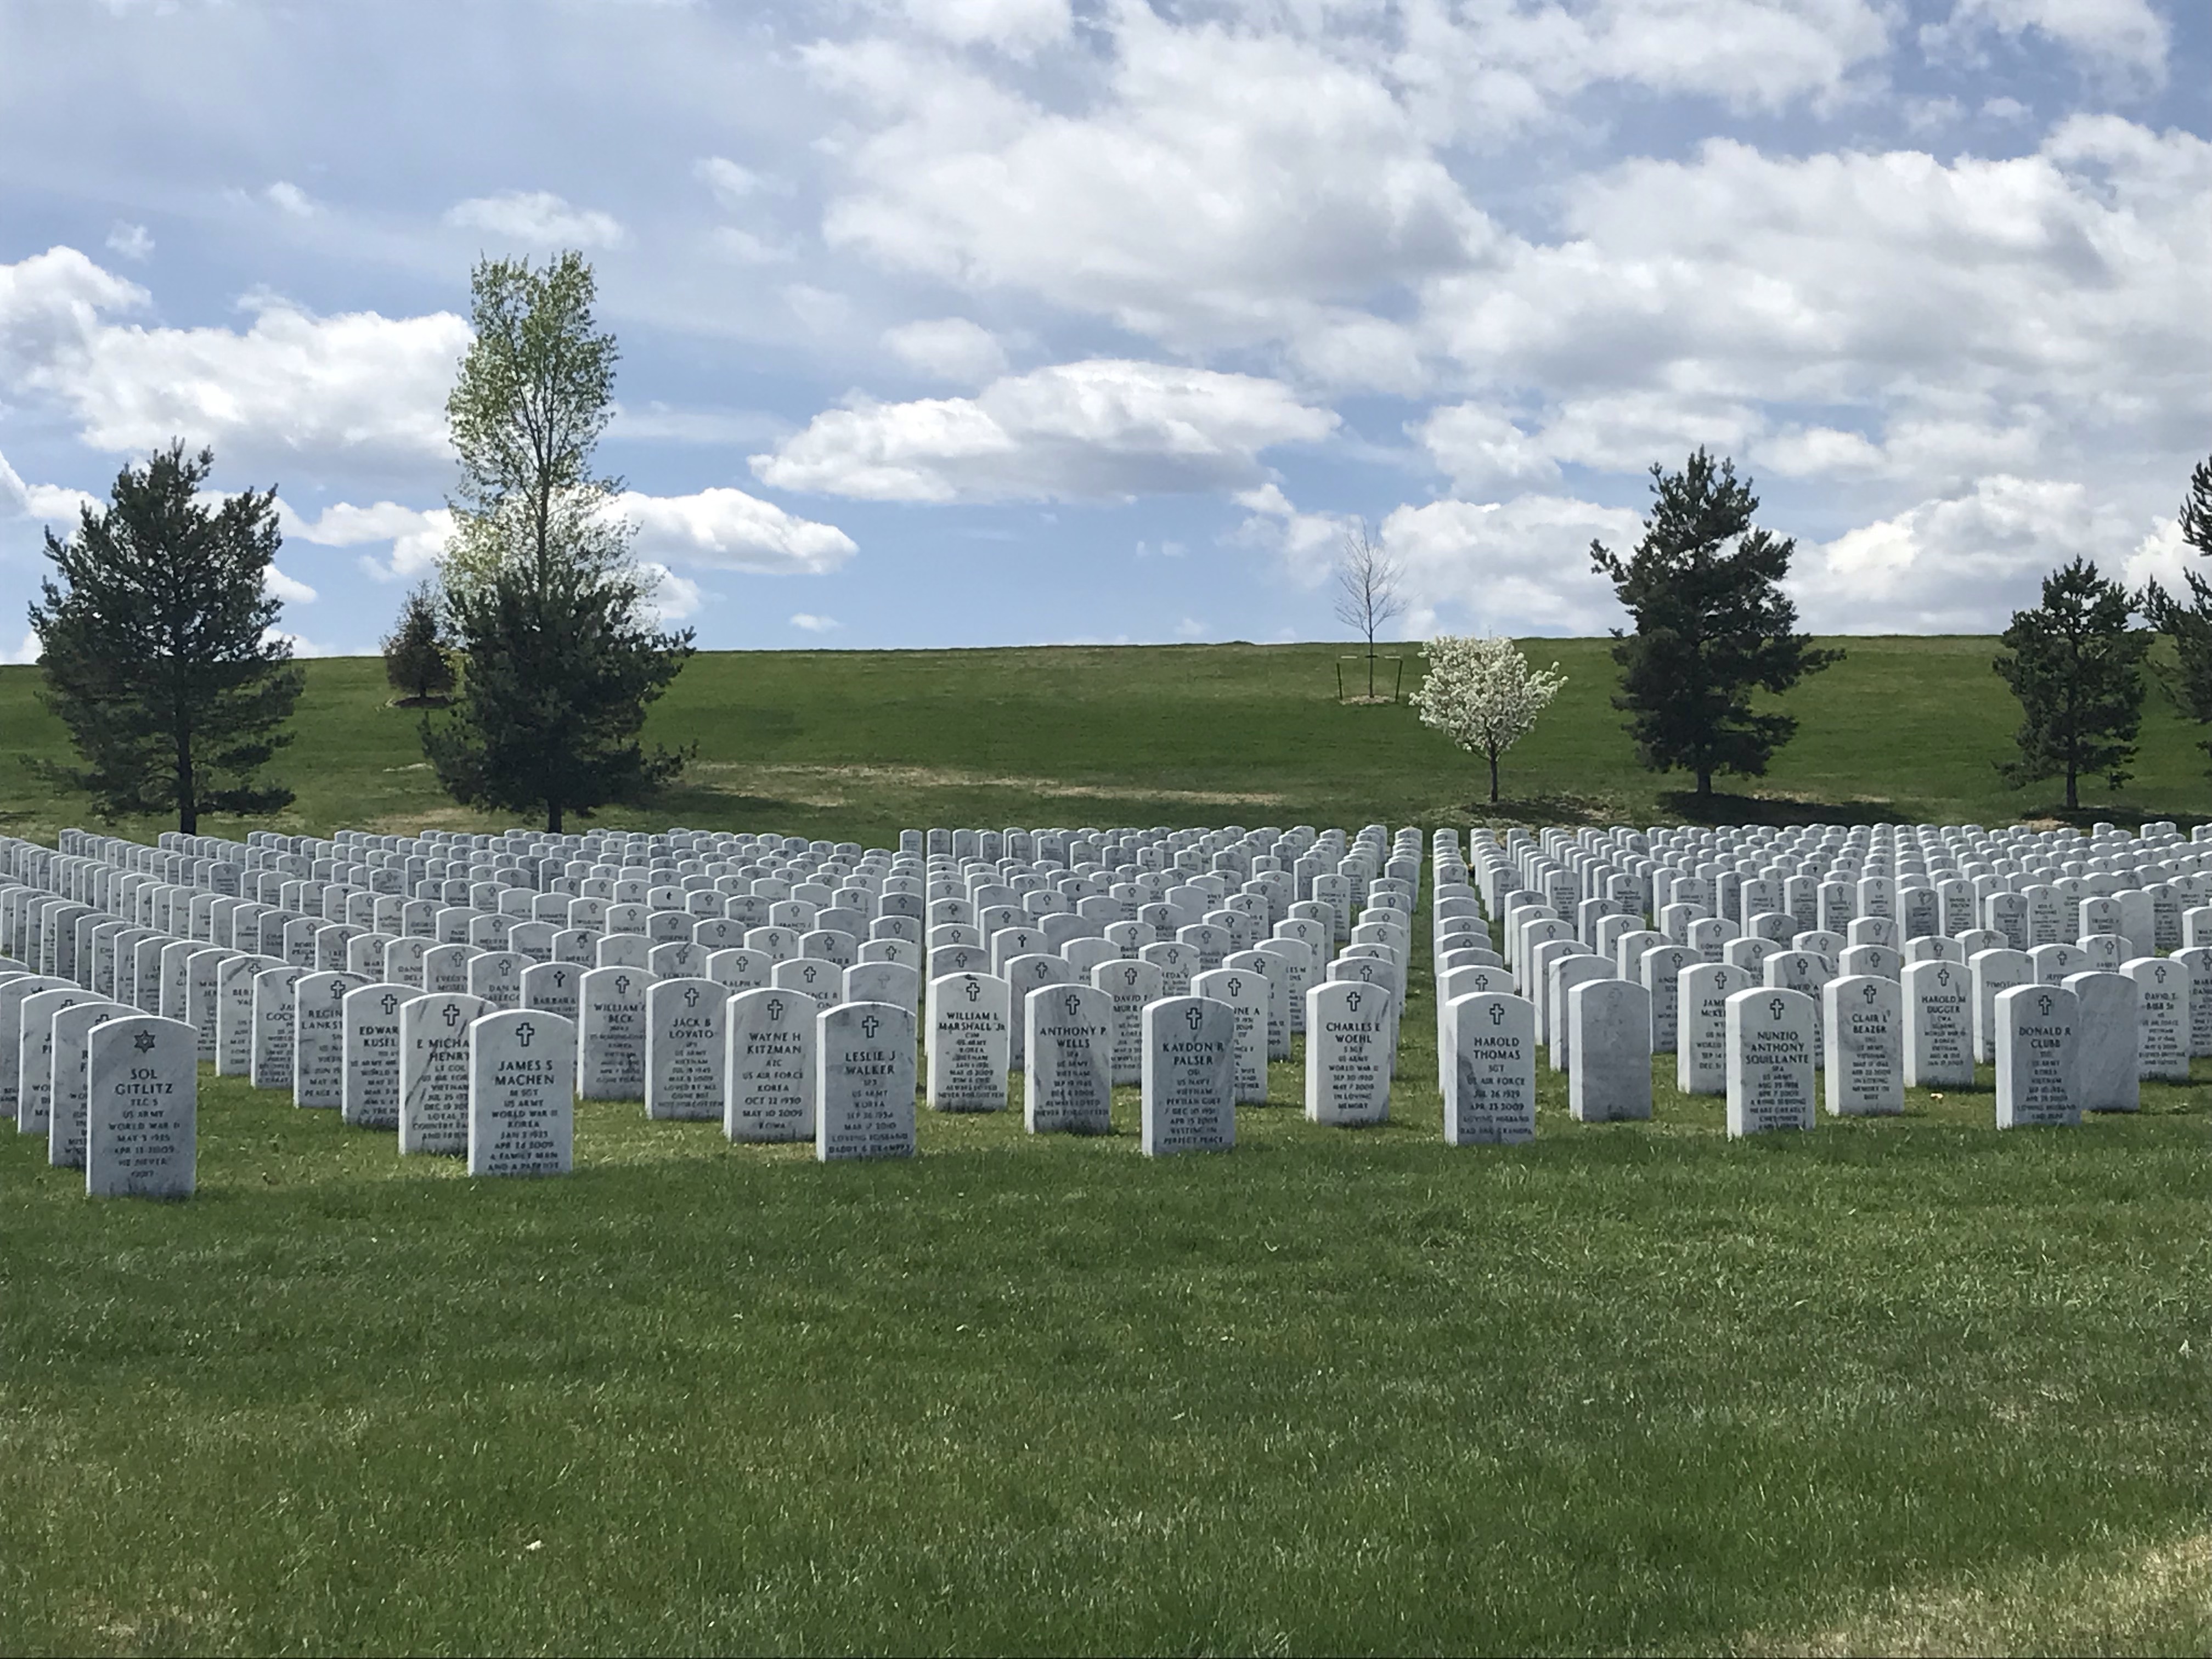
[1652,790,1905,828]
[1467,792,1629,828]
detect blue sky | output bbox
[1,0,2205,656]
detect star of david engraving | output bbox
[133,1028,156,1053]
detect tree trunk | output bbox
[1488,750,1500,804]
[1366,644,1376,699]
[1697,768,1713,800]
[2066,767,2079,811]
[176,725,195,834]
[547,799,563,834]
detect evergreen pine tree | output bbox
[1589,450,1839,800]
[2139,454,2212,771]
[1995,558,2148,811]
[382,584,456,704]
[27,441,302,832]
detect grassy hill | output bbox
[2,636,2209,847]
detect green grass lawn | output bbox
[2,636,2210,846]
[4,640,2211,1652]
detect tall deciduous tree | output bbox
[1996,558,2148,811]
[382,583,455,704]
[2140,453,2212,771]
[423,253,693,832]
[1333,520,1406,700]
[1589,450,1839,800]
[1408,634,1566,804]
[27,441,302,832]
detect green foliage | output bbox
[425,252,694,830]
[1590,450,1841,797]
[441,250,628,597]
[380,583,454,703]
[24,440,302,832]
[424,559,695,832]
[1995,558,2149,810]
[2141,454,2212,773]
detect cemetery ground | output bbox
[3,922,2210,1654]
[5,634,2212,847]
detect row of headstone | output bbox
[1433,823,2193,1137]
[1,814,1430,1182]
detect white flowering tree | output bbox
[1408,634,1567,804]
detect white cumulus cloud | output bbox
[902,0,1071,53]
[265,180,320,218]
[754,359,1338,503]
[0,447,101,524]
[263,566,318,605]
[444,190,627,249]
[0,249,470,477]
[1925,0,2169,84]
[1789,474,2146,633]
[789,611,841,633]
[104,222,152,261]
[283,488,855,582]
[617,487,856,575]
[882,317,1008,385]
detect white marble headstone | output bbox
[1140,996,1235,1155]
[1901,960,1973,1088]
[1822,974,1903,1116]
[816,1001,917,1161]
[644,977,727,1121]
[726,984,817,1142]
[1995,983,2078,1129]
[343,982,416,1128]
[294,970,368,1109]
[1094,957,1163,1087]
[1192,966,1269,1104]
[1023,983,1113,1134]
[927,971,1011,1112]
[467,1008,574,1176]
[2063,970,2136,1112]
[1567,978,1651,1123]
[577,966,652,1100]
[1725,986,1816,1136]
[1304,978,1391,1126]
[85,1015,196,1198]
[48,999,129,1169]
[399,992,487,1154]
[1444,991,1534,1146]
